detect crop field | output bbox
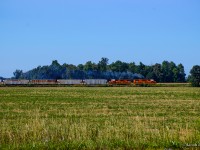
[0,87,200,149]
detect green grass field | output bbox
[0,87,200,149]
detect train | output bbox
[0,79,156,86]
[108,79,156,85]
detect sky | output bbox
[0,0,200,78]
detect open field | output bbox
[0,87,200,149]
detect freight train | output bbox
[0,79,156,86]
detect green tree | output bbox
[84,61,98,71]
[172,67,179,82]
[13,70,24,79]
[162,61,175,82]
[177,64,186,82]
[152,63,163,82]
[128,62,137,73]
[146,72,156,80]
[48,60,62,79]
[84,61,93,71]
[98,57,109,72]
[190,65,200,87]
[109,60,128,72]
[77,64,84,71]
[136,62,146,75]
[65,64,77,79]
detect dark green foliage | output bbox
[98,57,109,72]
[190,65,200,87]
[13,69,24,79]
[0,76,5,81]
[12,58,186,82]
[109,60,129,72]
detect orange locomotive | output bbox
[133,79,156,85]
[108,79,157,85]
[108,79,132,85]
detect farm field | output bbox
[0,87,200,149]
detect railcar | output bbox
[0,80,4,85]
[84,79,107,85]
[57,79,83,85]
[4,79,29,85]
[30,79,57,85]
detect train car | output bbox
[4,79,29,85]
[0,80,4,85]
[30,79,57,85]
[84,79,107,85]
[108,79,132,85]
[133,79,156,85]
[57,79,83,85]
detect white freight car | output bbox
[4,80,29,85]
[57,79,83,85]
[84,79,107,85]
[30,80,57,84]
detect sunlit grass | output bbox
[0,87,200,149]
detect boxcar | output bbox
[57,79,83,85]
[30,80,57,84]
[84,79,107,85]
[4,79,29,85]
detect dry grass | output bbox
[0,87,200,149]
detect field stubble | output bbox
[0,87,200,149]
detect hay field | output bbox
[0,87,200,149]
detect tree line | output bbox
[12,58,188,83]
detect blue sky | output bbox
[0,0,200,77]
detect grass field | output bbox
[0,87,200,149]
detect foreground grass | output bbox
[0,87,200,149]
